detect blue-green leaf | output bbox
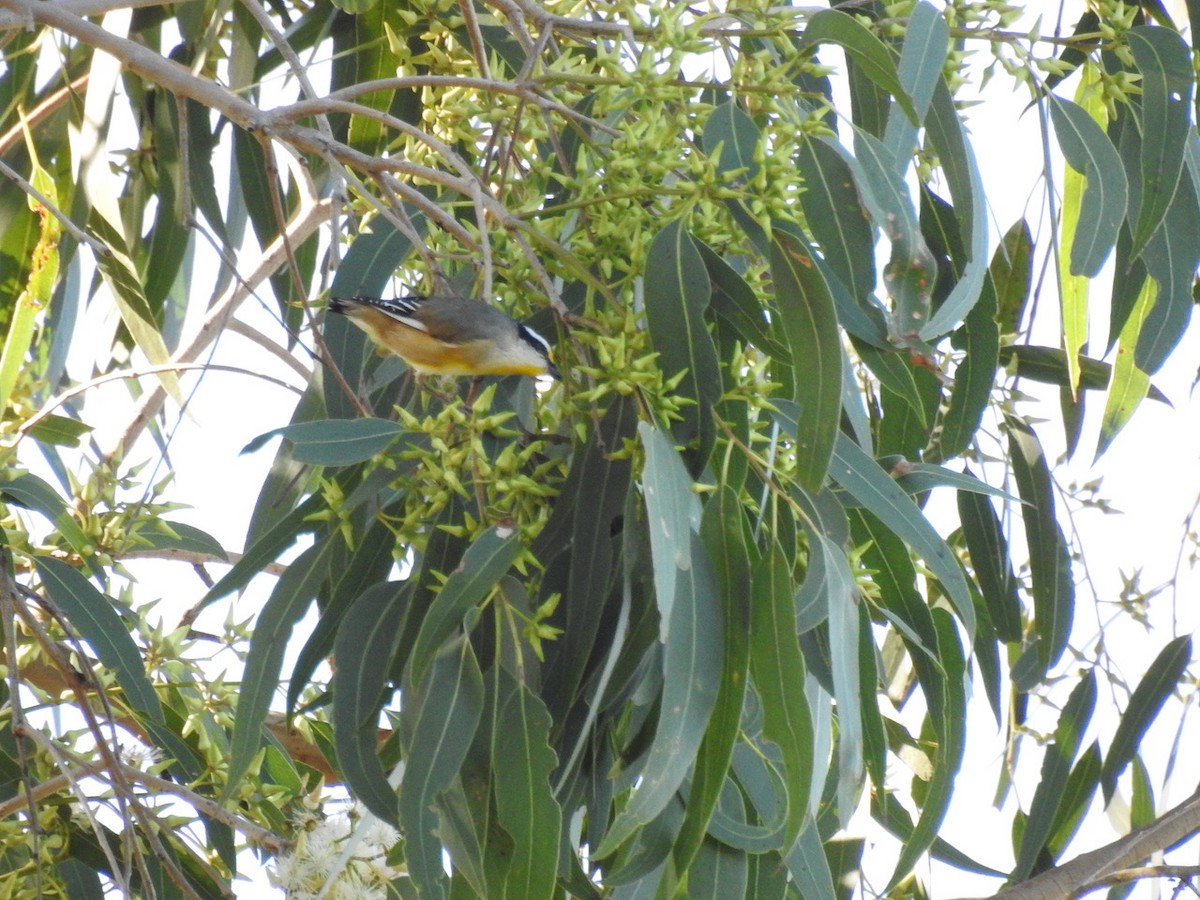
[1127,26,1193,258]
[331,581,409,826]
[1136,141,1200,374]
[408,526,521,687]
[1008,419,1073,678]
[1049,95,1128,277]
[493,672,562,900]
[769,230,843,490]
[246,417,406,466]
[799,11,917,124]
[599,427,723,856]
[35,557,163,724]
[1015,671,1096,879]
[750,541,814,851]
[1100,635,1192,801]
[815,429,974,637]
[399,637,484,900]
[222,537,335,799]
[882,2,948,171]
[644,220,721,469]
[0,473,91,556]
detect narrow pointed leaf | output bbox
[795,137,879,317]
[331,581,410,826]
[821,532,863,825]
[817,429,973,636]
[87,211,184,406]
[769,230,843,490]
[493,673,562,900]
[644,220,721,468]
[749,541,814,851]
[35,557,164,723]
[936,273,998,460]
[882,2,948,171]
[1136,144,1200,374]
[675,486,754,873]
[799,11,917,124]
[703,100,762,183]
[408,526,521,687]
[1100,635,1192,801]
[1008,419,1073,676]
[399,638,484,900]
[887,610,966,888]
[247,418,406,466]
[785,819,837,900]
[1014,671,1096,879]
[1127,26,1193,257]
[1049,95,1127,277]
[223,537,335,797]
[992,219,1035,335]
[957,485,1023,643]
[1098,278,1156,459]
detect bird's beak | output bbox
[545,361,562,381]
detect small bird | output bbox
[327,294,560,380]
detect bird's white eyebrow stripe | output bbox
[517,323,551,353]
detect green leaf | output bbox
[674,486,754,873]
[23,414,93,448]
[818,430,974,637]
[887,610,966,889]
[799,11,917,124]
[246,417,406,466]
[920,81,989,340]
[407,525,521,687]
[1135,143,1200,374]
[1098,278,1156,459]
[1049,95,1128,277]
[785,819,837,900]
[769,230,843,490]
[136,521,228,560]
[87,211,184,407]
[34,557,163,723]
[1126,26,1193,258]
[882,2,948,170]
[688,838,748,898]
[936,273,998,460]
[0,472,92,556]
[644,220,721,470]
[749,541,814,852]
[820,531,863,826]
[222,537,335,799]
[540,396,637,713]
[892,462,1018,502]
[699,240,789,359]
[399,637,484,900]
[331,581,409,826]
[1100,635,1192,801]
[795,138,883,338]
[992,219,1035,335]
[1000,345,1166,403]
[1014,671,1096,879]
[957,483,1023,643]
[703,100,762,184]
[1007,419,1073,678]
[1046,742,1102,858]
[492,673,562,900]
[599,428,723,857]
[199,489,325,609]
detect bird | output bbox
[327,294,560,380]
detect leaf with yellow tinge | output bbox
[89,211,185,407]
